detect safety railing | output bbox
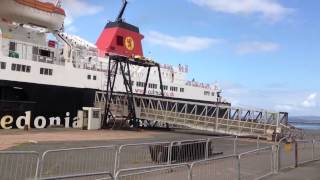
[190,155,238,180]
[116,142,171,170]
[238,146,275,180]
[278,141,296,170]
[115,164,190,180]
[1,137,320,180]
[0,151,40,180]
[39,145,117,180]
[297,140,314,164]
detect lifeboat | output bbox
[0,0,65,30]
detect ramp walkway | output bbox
[95,91,300,140]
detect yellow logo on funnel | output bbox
[125,36,134,51]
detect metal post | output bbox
[237,155,241,180]
[234,136,238,155]
[272,145,277,174]
[114,149,119,176]
[143,67,151,95]
[295,141,298,168]
[215,106,219,130]
[312,139,315,161]
[157,64,164,97]
[167,142,174,165]
[205,139,210,159]
[277,137,287,172]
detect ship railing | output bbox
[1,38,65,66]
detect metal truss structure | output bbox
[102,55,164,128]
[96,92,299,139]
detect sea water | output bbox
[291,123,320,130]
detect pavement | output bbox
[267,161,320,180]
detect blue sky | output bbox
[61,0,320,116]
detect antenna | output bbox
[116,0,128,22]
[55,0,62,7]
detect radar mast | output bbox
[116,0,128,22]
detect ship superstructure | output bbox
[0,0,225,127]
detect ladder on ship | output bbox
[95,91,300,140]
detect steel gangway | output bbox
[94,91,300,140]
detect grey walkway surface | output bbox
[267,161,320,180]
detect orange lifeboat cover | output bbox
[15,0,66,16]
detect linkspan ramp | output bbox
[95,91,300,140]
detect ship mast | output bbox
[116,0,128,22]
[55,0,62,8]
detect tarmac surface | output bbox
[267,161,320,180]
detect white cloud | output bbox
[236,41,279,55]
[190,0,292,22]
[146,31,221,52]
[220,81,320,116]
[61,0,104,33]
[274,104,295,111]
[302,93,317,108]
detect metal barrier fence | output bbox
[238,146,275,180]
[315,140,320,160]
[278,141,296,170]
[117,142,172,170]
[1,137,320,180]
[297,140,314,165]
[190,155,238,180]
[115,164,190,180]
[0,151,40,180]
[39,146,117,180]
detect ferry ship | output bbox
[0,0,226,128]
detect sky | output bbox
[58,0,320,116]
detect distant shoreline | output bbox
[290,122,320,125]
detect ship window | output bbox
[26,66,31,73]
[87,75,91,79]
[32,47,39,55]
[48,69,53,75]
[44,68,49,75]
[0,62,6,69]
[21,65,26,72]
[11,64,16,71]
[117,36,124,46]
[148,83,157,89]
[204,91,210,96]
[161,85,168,90]
[16,64,21,71]
[40,68,52,75]
[180,88,184,93]
[211,92,215,96]
[136,81,145,87]
[39,49,51,57]
[93,75,97,80]
[9,42,16,52]
[170,86,178,92]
